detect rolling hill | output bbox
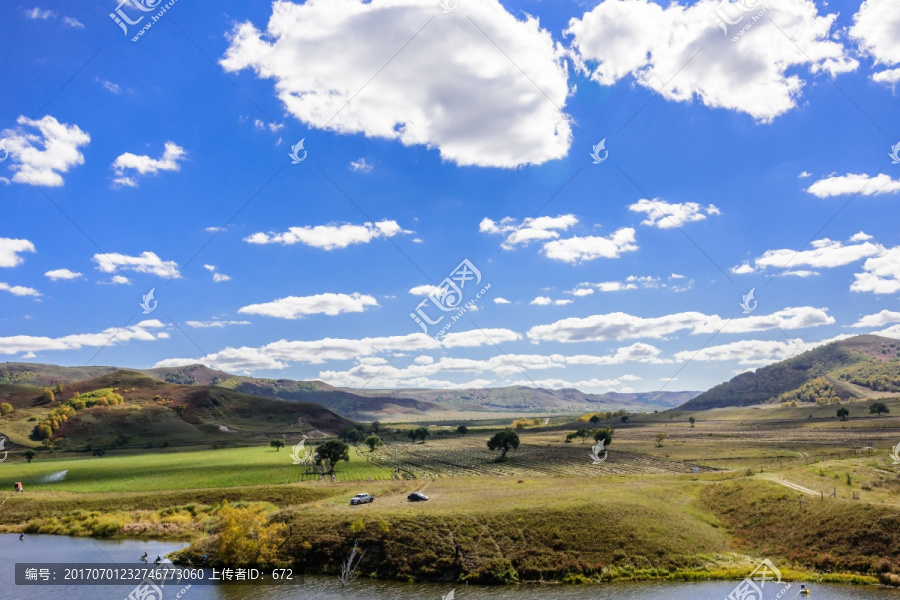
[681,335,900,411]
[0,370,353,450]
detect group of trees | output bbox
[579,409,629,423]
[0,402,13,416]
[837,359,900,392]
[407,427,431,443]
[774,377,843,405]
[565,427,614,445]
[512,417,542,430]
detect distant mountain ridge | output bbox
[0,362,700,419]
[681,334,900,411]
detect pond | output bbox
[2,535,899,600]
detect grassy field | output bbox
[0,400,898,585]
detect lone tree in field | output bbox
[270,439,285,451]
[592,428,614,446]
[836,407,849,421]
[575,427,591,443]
[24,450,36,463]
[869,402,890,416]
[655,433,668,447]
[0,402,12,415]
[456,425,468,436]
[41,388,54,403]
[487,428,520,460]
[364,435,383,452]
[315,439,350,474]
[621,415,630,423]
[215,501,285,566]
[689,416,696,428]
[589,415,600,425]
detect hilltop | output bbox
[682,335,900,410]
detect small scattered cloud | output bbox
[238,292,379,319]
[480,214,578,249]
[93,251,180,279]
[798,171,812,178]
[628,199,720,229]
[62,16,83,28]
[25,8,55,19]
[409,284,441,296]
[100,80,121,94]
[0,238,36,268]
[186,320,251,328]
[806,173,900,197]
[0,282,41,297]
[245,220,412,250]
[350,158,373,173]
[112,141,186,187]
[45,268,82,281]
[203,264,231,283]
[850,310,900,328]
[493,297,511,304]
[1,115,90,187]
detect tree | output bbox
[54,383,64,395]
[836,407,849,421]
[364,435,383,452]
[345,429,365,445]
[315,439,350,473]
[215,501,285,566]
[575,427,591,443]
[270,439,285,451]
[407,427,430,443]
[689,416,696,428]
[456,425,468,436]
[592,428,614,446]
[0,402,12,416]
[589,415,600,425]
[869,402,890,416]
[24,450,35,463]
[41,388,54,403]
[369,421,381,433]
[92,448,106,457]
[487,428,520,460]
[620,415,630,423]
[655,433,668,447]
[36,424,52,440]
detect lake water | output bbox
[2,535,899,600]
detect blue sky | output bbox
[1,0,899,396]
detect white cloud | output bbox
[101,80,121,94]
[0,282,41,297]
[203,264,231,283]
[849,0,900,84]
[205,226,227,233]
[531,296,552,306]
[221,0,571,168]
[799,171,812,178]
[62,16,83,28]
[350,158,373,173]
[45,268,82,281]
[566,0,856,122]
[506,376,638,394]
[112,141,186,187]
[409,284,441,296]
[628,199,720,229]
[155,347,288,374]
[673,338,804,365]
[1,115,90,186]
[186,320,251,328]
[493,297,511,304]
[850,310,900,328]
[565,342,667,365]
[25,8,55,19]
[851,246,900,294]
[806,173,900,197]
[527,306,834,343]
[542,228,638,263]
[734,234,883,274]
[480,215,579,249]
[0,238,36,268]
[570,275,670,294]
[108,275,131,285]
[93,251,181,279]
[245,220,411,249]
[0,320,166,356]
[253,119,284,133]
[238,292,379,319]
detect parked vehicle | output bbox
[407,492,429,502]
[350,493,374,505]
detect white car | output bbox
[350,493,374,505]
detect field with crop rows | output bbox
[363,436,714,478]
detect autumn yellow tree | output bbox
[215,502,286,566]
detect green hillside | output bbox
[682,335,900,410]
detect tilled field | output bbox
[363,437,715,478]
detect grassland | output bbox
[0,397,898,586]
